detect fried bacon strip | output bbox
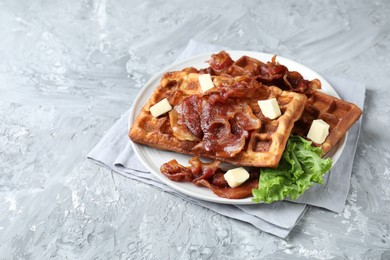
[202,51,321,94]
[204,50,234,75]
[195,177,259,199]
[171,89,261,158]
[160,157,259,199]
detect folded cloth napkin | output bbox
[87,40,366,238]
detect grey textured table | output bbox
[1,0,390,259]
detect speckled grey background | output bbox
[1,0,390,259]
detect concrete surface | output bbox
[1,0,390,259]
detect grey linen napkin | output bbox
[87,40,365,238]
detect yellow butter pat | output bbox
[307,119,330,144]
[150,98,172,118]
[258,98,282,119]
[223,167,250,188]
[198,74,215,92]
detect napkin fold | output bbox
[87,40,365,238]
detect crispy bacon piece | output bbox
[203,52,321,94]
[209,171,229,187]
[194,177,258,199]
[283,71,320,94]
[207,50,234,74]
[194,169,259,199]
[256,55,288,83]
[212,76,265,100]
[257,57,321,94]
[189,157,220,181]
[200,98,260,158]
[170,109,196,141]
[181,96,202,138]
[199,81,261,158]
[171,95,203,141]
[160,159,194,182]
[170,77,261,157]
[160,157,221,182]
[160,157,259,199]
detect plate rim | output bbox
[129,50,347,205]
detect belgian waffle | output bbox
[292,91,362,154]
[129,71,307,168]
[214,53,362,154]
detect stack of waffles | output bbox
[129,51,362,168]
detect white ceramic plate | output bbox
[129,51,347,205]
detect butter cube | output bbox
[223,167,250,188]
[258,98,282,119]
[149,98,172,118]
[307,119,330,144]
[198,74,215,92]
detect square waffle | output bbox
[292,91,362,154]
[129,70,307,168]
[210,52,362,155]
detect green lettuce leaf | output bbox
[252,136,332,203]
